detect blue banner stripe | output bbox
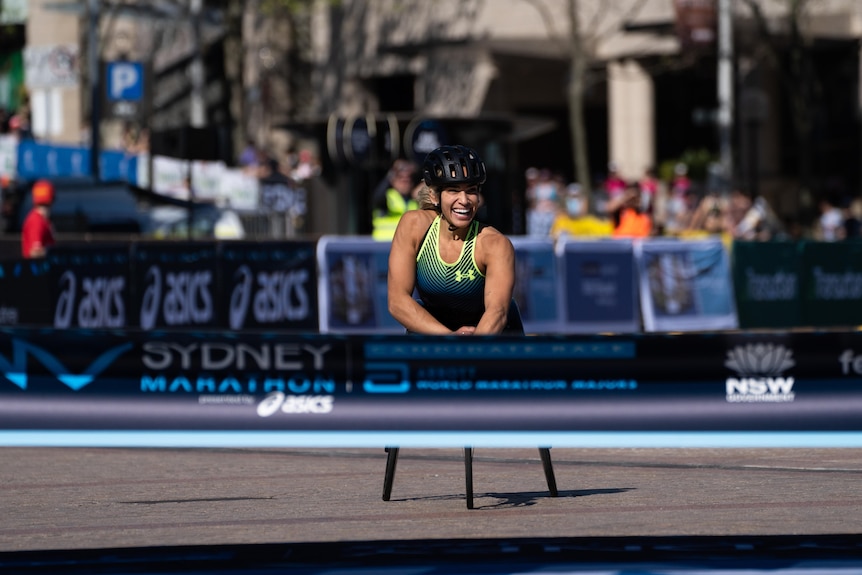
[365,341,636,360]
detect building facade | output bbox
[16,0,862,233]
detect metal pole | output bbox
[88,0,101,180]
[188,0,205,239]
[717,0,734,192]
[189,0,205,128]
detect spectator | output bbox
[550,183,585,240]
[664,189,698,237]
[371,158,419,241]
[671,162,692,196]
[638,166,660,215]
[550,183,614,239]
[291,149,320,181]
[604,162,627,202]
[727,189,753,235]
[525,168,560,237]
[841,197,861,241]
[816,195,844,241]
[608,183,653,238]
[238,139,260,168]
[21,179,56,258]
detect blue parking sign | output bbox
[106,61,143,101]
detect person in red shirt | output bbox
[21,179,56,258]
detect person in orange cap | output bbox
[21,179,56,258]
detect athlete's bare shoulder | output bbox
[475,223,514,255]
[393,209,437,244]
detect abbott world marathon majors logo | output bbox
[725,343,795,402]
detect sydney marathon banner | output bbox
[2,328,862,447]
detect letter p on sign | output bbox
[107,62,143,101]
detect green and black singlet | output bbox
[414,215,524,334]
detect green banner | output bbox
[731,241,802,328]
[800,241,862,328]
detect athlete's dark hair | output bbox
[422,145,487,189]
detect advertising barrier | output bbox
[557,238,639,333]
[132,241,221,330]
[1,327,862,448]
[316,236,401,334]
[799,241,862,328]
[732,241,802,329]
[0,258,50,327]
[511,237,561,333]
[636,238,738,332]
[3,238,861,333]
[221,240,318,332]
[49,244,132,329]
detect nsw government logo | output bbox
[724,343,795,403]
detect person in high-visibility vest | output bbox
[609,183,654,238]
[372,159,419,241]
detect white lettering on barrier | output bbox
[745,268,797,301]
[54,270,126,328]
[139,265,214,328]
[839,350,862,375]
[163,270,213,325]
[141,342,331,371]
[256,391,334,416]
[54,270,77,328]
[78,277,125,328]
[229,266,311,329]
[725,377,795,402]
[140,266,162,330]
[813,267,862,300]
[229,265,253,329]
[253,269,310,323]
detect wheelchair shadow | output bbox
[392,488,634,509]
[478,488,634,509]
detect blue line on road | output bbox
[3,431,862,448]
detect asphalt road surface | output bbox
[2,447,862,573]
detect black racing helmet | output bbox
[422,145,487,188]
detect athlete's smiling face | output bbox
[437,184,481,229]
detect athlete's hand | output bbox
[453,326,476,336]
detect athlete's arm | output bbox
[387,210,458,335]
[474,228,515,335]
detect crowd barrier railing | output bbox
[0,237,860,333]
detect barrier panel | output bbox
[4,238,862,333]
[799,240,862,328]
[0,258,51,327]
[511,237,562,333]
[49,244,132,329]
[45,241,321,331]
[132,241,222,329]
[556,238,639,333]
[220,240,318,331]
[316,236,402,334]
[636,238,738,332]
[731,241,802,329]
[2,327,862,448]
